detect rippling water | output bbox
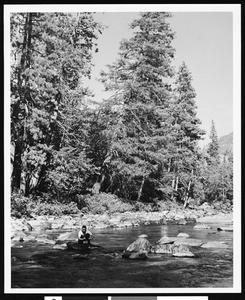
[11,224,233,288]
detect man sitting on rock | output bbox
[78,225,93,245]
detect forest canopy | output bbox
[10,12,233,217]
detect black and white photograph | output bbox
[4,4,241,294]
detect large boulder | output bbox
[126,236,152,253]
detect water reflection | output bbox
[160,225,169,238]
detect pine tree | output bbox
[100,12,176,201]
[10,12,102,196]
[169,62,205,204]
[207,120,220,164]
[202,122,233,204]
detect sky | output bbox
[85,11,233,146]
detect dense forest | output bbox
[10,12,233,217]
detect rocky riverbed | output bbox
[11,218,233,288]
[10,201,234,288]
[11,202,233,246]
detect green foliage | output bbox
[28,197,79,216]
[10,12,233,216]
[202,161,233,204]
[11,191,79,217]
[77,193,133,214]
[11,190,30,218]
[207,120,220,164]
[133,201,159,212]
[99,12,177,201]
[11,12,103,195]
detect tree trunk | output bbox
[171,176,175,200]
[137,177,145,201]
[11,139,23,190]
[167,158,171,172]
[12,13,33,193]
[92,173,105,195]
[183,169,193,209]
[175,176,179,191]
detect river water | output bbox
[11,224,233,288]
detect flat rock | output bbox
[217,227,233,232]
[172,251,195,257]
[193,224,212,230]
[138,234,148,238]
[57,230,78,241]
[53,243,67,250]
[36,237,56,245]
[122,251,148,260]
[196,215,233,224]
[177,233,190,238]
[174,238,204,247]
[201,241,229,249]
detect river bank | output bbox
[11,201,233,246]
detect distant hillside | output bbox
[218,132,233,155]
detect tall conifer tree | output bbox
[207,120,220,164]
[100,12,176,201]
[170,62,205,203]
[11,12,102,196]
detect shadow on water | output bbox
[11,224,233,288]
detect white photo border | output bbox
[4,3,241,294]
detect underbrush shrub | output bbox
[11,190,30,218]
[28,198,79,216]
[77,193,133,214]
[133,201,159,212]
[11,191,79,217]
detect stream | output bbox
[11,224,233,288]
